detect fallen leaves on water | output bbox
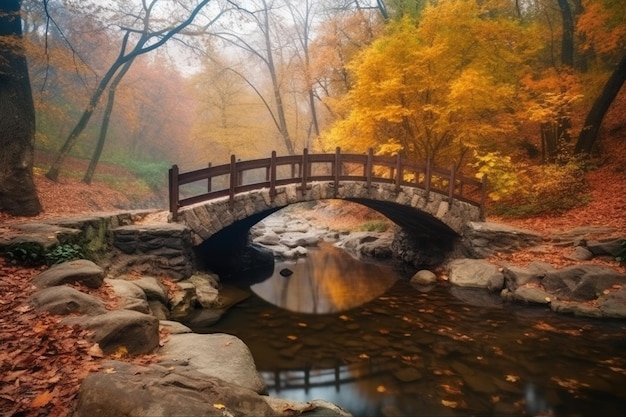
[505,374,520,382]
[441,399,458,408]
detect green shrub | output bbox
[3,242,47,266]
[2,243,84,266]
[45,244,85,265]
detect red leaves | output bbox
[0,259,103,417]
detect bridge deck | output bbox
[169,148,486,220]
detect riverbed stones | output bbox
[410,270,437,286]
[446,258,504,291]
[32,259,104,289]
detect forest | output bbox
[0,0,625,218]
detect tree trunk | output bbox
[261,2,295,155]
[557,0,574,67]
[83,60,133,184]
[574,53,626,155]
[0,0,42,216]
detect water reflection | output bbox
[205,244,626,417]
[250,242,397,314]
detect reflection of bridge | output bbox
[168,148,486,245]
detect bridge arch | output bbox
[175,181,482,246]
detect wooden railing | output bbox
[169,147,486,220]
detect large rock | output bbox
[463,222,543,258]
[73,360,276,417]
[446,258,504,291]
[598,287,626,318]
[541,265,626,302]
[28,286,106,316]
[32,259,104,289]
[62,309,159,355]
[105,278,150,313]
[158,333,267,394]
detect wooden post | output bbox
[424,159,431,201]
[229,155,237,205]
[394,153,402,191]
[334,147,341,197]
[366,148,373,189]
[301,148,308,195]
[207,162,212,193]
[168,164,179,220]
[270,151,277,201]
[480,173,488,220]
[448,163,456,203]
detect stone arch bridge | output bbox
[169,148,486,248]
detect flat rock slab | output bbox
[63,309,159,355]
[32,259,104,289]
[73,360,276,417]
[0,223,81,249]
[158,333,267,394]
[28,286,106,316]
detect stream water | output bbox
[203,243,626,417]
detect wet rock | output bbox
[513,286,554,304]
[446,258,504,291]
[410,270,437,286]
[32,259,104,289]
[29,286,106,316]
[598,287,626,318]
[393,367,423,382]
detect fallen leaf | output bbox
[213,403,226,410]
[441,399,458,408]
[505,374,520,382]
[31,391,53,407]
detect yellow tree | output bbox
[322,0,540,167]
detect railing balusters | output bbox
[270,151,277,201]
[229,155,236,205]
[334,147,341,196]
[168,164,179,220]
[366,148,373,189]
[169,150,485,216]
[395,153,402,191]
[301,148,308,195]
[448,163,455,204]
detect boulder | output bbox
[541,265,626,302]
[187,273,220,308]
[598,287,626,318]
[463,222,543,258]
[131,276,169,304]
[32,259,104,289]
[28,286,106,316]
[62,309,159,355]
[73,360,276,417]
[105,278,150,314]
[513,286,553,304]
[158,333,267,394]
[446,259,504,291]
[410,270,437,286]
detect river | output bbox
[202,242,626,417]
